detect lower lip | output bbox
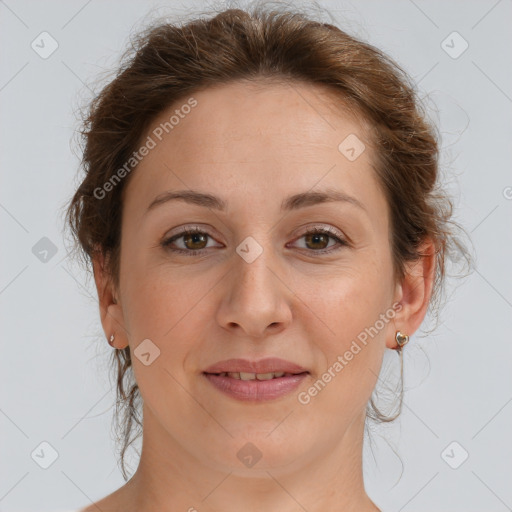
[203,372,309,402]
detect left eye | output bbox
[291,228,347,252]
[161,226,347,256]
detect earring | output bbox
[395,330,409,351]
[108,334,115,347]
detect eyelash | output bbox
[161,225,348,257]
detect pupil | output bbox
[307,233,327,249]
[187,233,206,249]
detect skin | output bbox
[88,80,435,512]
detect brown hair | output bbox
[64,2,473,480]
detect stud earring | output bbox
[395,330,409,351]
[108,334,115,347]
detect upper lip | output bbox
[203,357,308,374]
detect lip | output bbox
[203,358,309,402]
[203,357,308,374]
[203,372,309,402]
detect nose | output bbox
[216,243,292,339]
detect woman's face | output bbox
[106,80,404,472]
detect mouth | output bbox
[205,371,308,380]
[203,357,308,375]
[202,358,310,401]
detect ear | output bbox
[92,250,129,349]
[387,237,436,349]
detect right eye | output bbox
[161,227,221,256]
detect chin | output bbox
[201,430,308,474]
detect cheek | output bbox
[299,259,388,339]
[122,266,212,388]
[299,290,388,426]
[298,258,391,391]
[124,277,200,414]
[121,257,202,336]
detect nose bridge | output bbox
[233,233,279,302]
[217,231,291,336]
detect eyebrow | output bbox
[145,188,367,215]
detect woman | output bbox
[64,3,471,511]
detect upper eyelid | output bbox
[165,223,345,238]
[164,224,347,247]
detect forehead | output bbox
[123,79,387,227]
[161,79,367,155]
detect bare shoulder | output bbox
[76,478,137,512]
[77,489,125,512]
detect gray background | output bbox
[1,1,511,511]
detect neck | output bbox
[118,406,380,512]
